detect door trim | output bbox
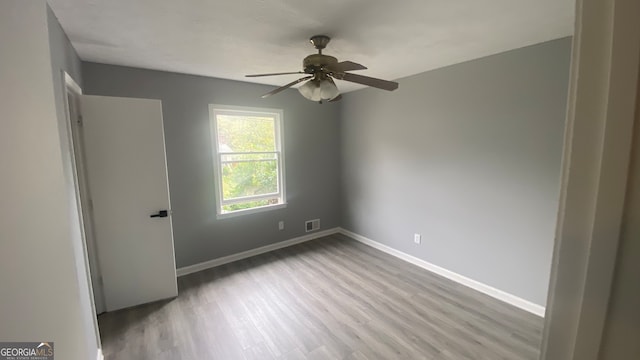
[540,0,640,358]
[61,71,106,328]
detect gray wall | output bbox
[0,1,96,359]
[82,63,342,268]
[340,37,572,306]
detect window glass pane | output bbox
[211,106,284,216]
[217,114,276,153]
[222,197,280,212]
[222,159,278,200]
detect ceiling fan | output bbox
[246,35,399,103]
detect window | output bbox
[209,105,286,217]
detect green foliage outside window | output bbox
[216,114,280,212]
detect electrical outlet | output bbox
[414,233,421,244]
[278,221,284,231]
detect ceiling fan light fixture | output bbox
[298,78,340,102]
[298,79,322,101]
[320,77,340,100]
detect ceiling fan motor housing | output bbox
[303,54,338,74]
[309,35,331,50]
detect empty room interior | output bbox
[3,0,640,359]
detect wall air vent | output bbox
[305,219,320,232]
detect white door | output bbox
[80,95,178,312]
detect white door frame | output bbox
[62,72,107,318]
[540,0,640,358]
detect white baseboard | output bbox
[176,227,340,277]
[338,228,546,317]
[97,349,103,360]
[174,226,545,317]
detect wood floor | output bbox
[98,234,543,360]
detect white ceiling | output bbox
[48,0,574,93]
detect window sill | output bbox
[216,202,287,220]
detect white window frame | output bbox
[209,104,286,219]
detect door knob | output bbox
[150,210,169,218]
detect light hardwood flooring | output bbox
[98,234,543,360]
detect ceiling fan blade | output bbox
[261,76,313,98]
[246,71,304,78]
[326,61,367,72]
[334,72,398,91]
[329,94,343,102]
